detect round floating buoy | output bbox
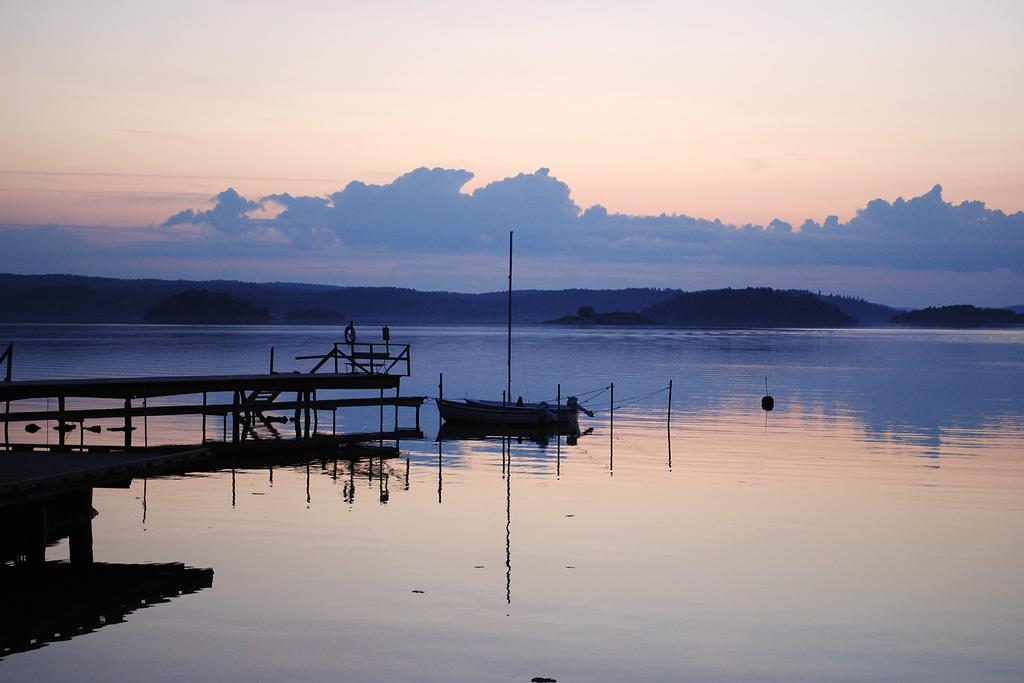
[761,376,774,411]
[25,423,41,433]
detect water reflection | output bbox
[0,488,213,660]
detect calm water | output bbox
[2,324,1023,682]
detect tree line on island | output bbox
[0,273,1021,328]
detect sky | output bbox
[1,1,1022,307]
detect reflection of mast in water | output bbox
[306,463,311,507]
[231,467,236,508]
[142,477,148,526]
[404,458,410,490]
[505,434,511,605]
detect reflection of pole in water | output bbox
[404,458,410,490]
[609,382,614,476]
[142,477,148,526]
[505,435,512,605]
[437,440,443,504]
[667,422,673,471]
[231,467,236,508]
[556,384,561,478]
[306,463,311,507]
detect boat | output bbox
[437,231,590,427]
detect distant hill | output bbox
[545,306,655,326]
[1008,305,1024,314]
[284,308,346,324]
[144,290,272,324]
[642,288,856,327]
[791,291,899,324]
[0,274,679,324]
[891,305,1024,328]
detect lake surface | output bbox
[2,324,1023,682]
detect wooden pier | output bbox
[0,340,426,501]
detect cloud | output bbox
[145,172,1021,273]
[4,168,1024,305]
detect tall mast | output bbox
[507,230,513,403]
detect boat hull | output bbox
[437,398,579,426]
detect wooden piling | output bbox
[124,398,132,448]
[57,395,66,446]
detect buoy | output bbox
[761,376,774,412]
[25,423,41,433]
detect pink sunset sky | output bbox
[1,1,1022,306]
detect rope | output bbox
[590,385,671,413]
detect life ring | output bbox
[344,324,356,344]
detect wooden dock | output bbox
[1,340,425,449]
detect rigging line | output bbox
[589,385,671,413]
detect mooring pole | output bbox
[143,393,148,447]
[667,379,673,423]
[202,392,207,443]
[270,347,275,374]
[438,373,443,431]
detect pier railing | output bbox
[296,342,411,377]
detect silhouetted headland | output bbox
[544,306,655,326]
[890,305,1024,328]
[284,308,346,324]
[641,288,857,327]
[144,289,272,325]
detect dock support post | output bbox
[313,388,319,434]
[303,390,311,439]
[395,385,400,430]
[557,383,561,477]
[270,346,275,374]
[202,392,207,443]
[57,395,66,447]
[232,390,240,444]
[294,391,301,439]
[124,398,132,448]
[69,488,94,569]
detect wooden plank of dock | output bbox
[0,448,214,506]
[0,372,401,401]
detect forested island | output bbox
[890,305,1024,327]
[144,290,272,324]
[544,307,655,325]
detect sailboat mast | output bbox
[507,230,513,403]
